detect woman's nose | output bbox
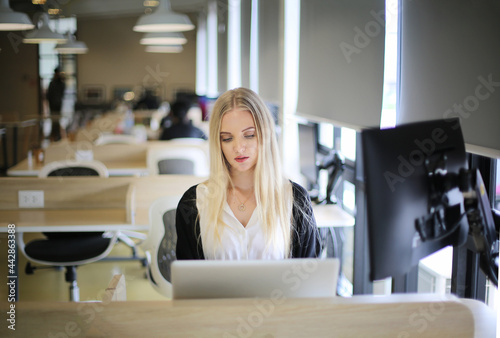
[234,138,245,152]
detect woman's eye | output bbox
[244,134,255,139]
[221,137,232,142]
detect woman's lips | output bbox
[235,156,248,163]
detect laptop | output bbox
[171,258,340,300]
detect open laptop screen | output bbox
[171,258,339,300]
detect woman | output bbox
[175,87,321,259]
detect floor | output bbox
[1,232,165,302]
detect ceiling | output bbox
[9,0,207,19]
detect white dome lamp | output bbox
[23,12,66,44]
[145,45,183,53]
[133,0,194,32]
[0,0,35,31]
[54,32,88,54]
[140,31,187,45]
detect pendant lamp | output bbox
[23,13,66,44]
[133,0,194,32]
[54,33,88,54]
[140,31,187,45]
[0,0,35,31]
[145,45,183,53]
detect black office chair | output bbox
[18,160,117,301]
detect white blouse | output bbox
[196,183,285,260]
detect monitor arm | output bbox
[318,150,345,205]
[416,163,499,286]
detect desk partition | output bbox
[0,175,205,231]
[6,294,496,337]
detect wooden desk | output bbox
[312,203,354,228]
[7,158,149,177]
[6,140,209,177]
[5,294,496,337]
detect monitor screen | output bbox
[298,122,319,190]
[361,118,469,281]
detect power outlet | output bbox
[18,190,44,208]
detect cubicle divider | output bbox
[0,175,206,229]
[0,177,135,229]
[9,294,497,337]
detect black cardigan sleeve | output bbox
[175,185,205,260]
[290,182,322,258]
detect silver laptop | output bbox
[171,258,340,300]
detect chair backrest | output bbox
[147,144,209,176]
[38,160,109,178]
[141,194,182,298]
[94,133,139,145]
[38,160,110,239]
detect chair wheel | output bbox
[25,262,35,275]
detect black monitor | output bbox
[361,118,470,281]
[298,122,319,192]
[362,118,499,286]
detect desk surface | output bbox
[312,203,354,227]
[6,294,496,337]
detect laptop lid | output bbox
[171,258,339,300]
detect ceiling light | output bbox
[0,0,35,31]
[23,13,66,43]
[54,33,88,54]
[145,45,183,53]
[48,8,62,15]
[140,32,187,45]
[143,0,159,6]
[133,0,194,32]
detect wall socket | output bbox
[18,190,44,208]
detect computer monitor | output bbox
[298,122,319,192]
[361,118,470,281]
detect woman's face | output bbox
[220,108,259,175]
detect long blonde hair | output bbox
[202,87,293,257]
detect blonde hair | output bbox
[202,87,293,257]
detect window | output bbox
[380,0,398,129]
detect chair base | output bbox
[25,262,81,301]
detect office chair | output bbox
[141,195,182,298]
[146,142,209,176]
[21,160,142,301]
[41,159,146,253]
[18,160,114,301]
[38,159,109,178]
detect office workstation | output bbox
[1,0,499,336]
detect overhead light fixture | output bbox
[133,0,194,32]
[54,32,88,54]
[145,45,183,53]
[23,13,66,44]
[140,32,187,45]
[0,0,35,31]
